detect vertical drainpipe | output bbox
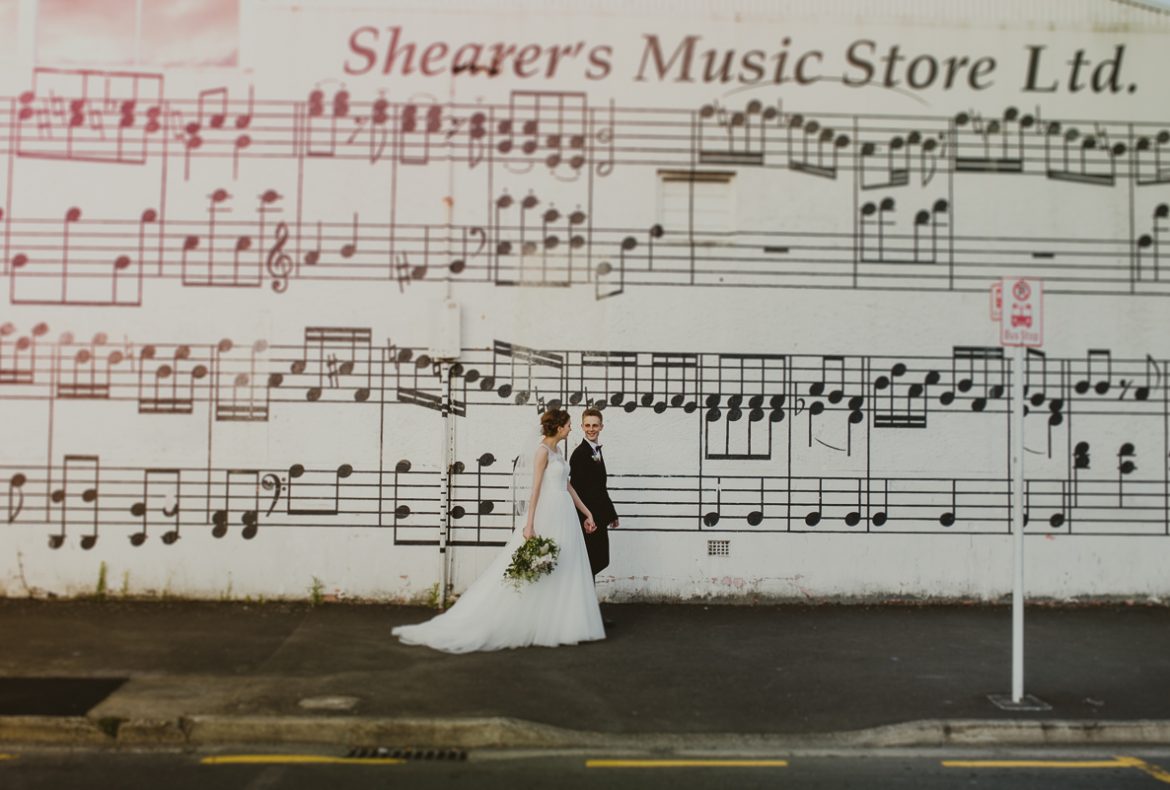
[439,360,453,608]
[438,71,458,609]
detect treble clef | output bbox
[265,221,293,293]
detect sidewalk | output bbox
[0,599,1167,750]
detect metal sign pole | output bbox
[1011,342,1025,703]
[989,279,1050,712]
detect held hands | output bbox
[583,515,597,534]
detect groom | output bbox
[569,408,619,583]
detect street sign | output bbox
[999,277,1042,347]
[989,276,1046,707]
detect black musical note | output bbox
[805,479,822,527]
[128,469,181,546]
[448,460,466,520]
[49,455,99,550]
[1117,442,1137,506]
[787,112,848,178]
[595,236,634,300]
[845,479,863,527]
[939,480,957,527]
[746,478,764,526]
[211,470,260,539]
[476,453,497,539]
[1133,355,1161,402]
[1073,441,1091,513]
[703,480,721,527]
[871,479,889,527]
[1075,349,1113,396]
[393,459,412,523]
[698,100,771,167]
[450,226,487,275]
[286,462,353,516]
[7,473,26,523]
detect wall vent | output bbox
[707,539,730,556]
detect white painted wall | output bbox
[2,0,1169,602]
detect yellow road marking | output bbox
[201,755,403,766]
[1128,758,1170,785]
[943,758,1135,769]
[944,755,1170,783]
[587,759,788,769]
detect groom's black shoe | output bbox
[603,617,616,628]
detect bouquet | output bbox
[504,536,560,590]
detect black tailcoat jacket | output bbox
[569,439,618,576]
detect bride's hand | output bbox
[523,523,535,540]
[583,516,597,533]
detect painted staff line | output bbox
[201,754,403,766]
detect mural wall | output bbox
[3,0,1170,601]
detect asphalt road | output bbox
[4,600,1169,741]
[4,748,1170,789]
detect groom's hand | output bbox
[611,518,620,529]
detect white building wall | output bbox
[2,0,1169,601]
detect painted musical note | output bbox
[214,339,272,421]
[6,473,25,523]
[392,459,413,523]
[286,462,353,516]
[129,469,182,546]
[0,322,47,385]
[48,455,100,550]
[211,469,261,540]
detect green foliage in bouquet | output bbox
[504,536,560,590]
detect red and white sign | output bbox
[990,281,1003,321]
[998,277,1043,347]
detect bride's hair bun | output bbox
[540,408,570,436]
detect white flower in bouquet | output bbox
[504,536,560,590]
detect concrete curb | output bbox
[0,717,112,746]
[184,716,595,749]
[832,719,1170,748]
[2,715,1169,750]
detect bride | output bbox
[392,408,606,652]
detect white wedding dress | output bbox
[392,443,605,653]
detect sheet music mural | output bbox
[2,0,1169,600]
